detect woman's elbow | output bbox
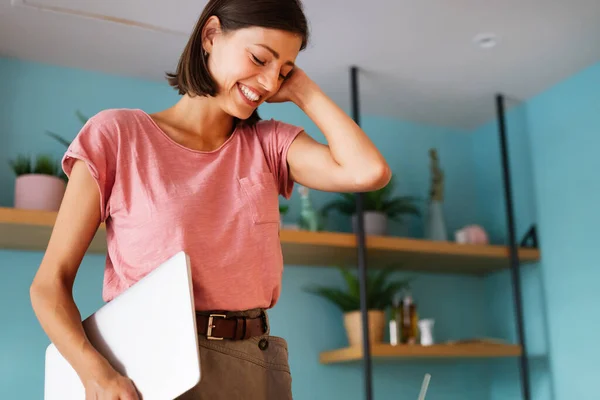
[30,281,45,314]
[30,278,49,307]
[355,162,392,192]
[30,273,62,310]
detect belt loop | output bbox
[243,317,251,340]
[260,309,268,334]
[234,316,245,340]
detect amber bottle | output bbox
[400,291,418,344]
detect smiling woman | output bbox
[29,0,390,399]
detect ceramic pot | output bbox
[425,200,447,241]
[14,174,66,211]
[343,309,385,347]
[351,211,388,236]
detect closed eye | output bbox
[252,53,288,80]
[251,54,266,66]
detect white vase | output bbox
[351,211,388,236]
[418,319,435,346]
[425,200,447,241]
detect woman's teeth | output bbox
[240,84,259,102]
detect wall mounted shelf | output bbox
[0,207,539,274]
[319,342,523,364]
[0,207,106,253]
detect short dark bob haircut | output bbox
[166,0,310,126]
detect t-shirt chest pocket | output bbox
[238,172,280,224]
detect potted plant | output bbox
[322,176,420,236]
[9,154,66,211]
[304,267,411,347]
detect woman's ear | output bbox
[202,15,222,54]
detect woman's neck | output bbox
[151,94,236,151]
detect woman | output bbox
[30,0,390,398]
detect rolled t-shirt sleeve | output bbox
[61,117,117,222]
[256,119,304,199]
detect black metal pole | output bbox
[495,94,531,400]
[351,65,373,400]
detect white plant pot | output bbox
[351,211,388,236]
[14,174,66,211]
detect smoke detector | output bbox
[473,33,500,49]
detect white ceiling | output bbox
[1,0,599,130]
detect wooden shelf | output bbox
[0,207,107,253]
[0,207,540,274]
[319,342,523,364]
[280,229,539,274]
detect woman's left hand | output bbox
[267,67,313,105]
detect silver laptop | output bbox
[44,251,201,400]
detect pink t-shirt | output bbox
[62,108,303,312]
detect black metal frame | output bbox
[348,72,529,400]
[351,66,373,400]
[495,94,531,400]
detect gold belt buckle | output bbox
[206,314,226,340]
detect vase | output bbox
[425,200,447,241]
[418,319,435,346]
[351,211,388,236]
[14,174,66,211]
[343,309,385,347]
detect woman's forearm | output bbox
[30,279,111,383]
[292,80,391,188]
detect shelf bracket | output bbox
[351,65,373,400]
[496,93,531,400]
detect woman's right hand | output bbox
[83,365,140,400]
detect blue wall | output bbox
[524,62,600,400]
[472,61,600,400]
[0,57,494,399]
[472,111,553,400]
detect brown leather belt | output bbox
[196,313,267,340]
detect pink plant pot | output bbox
[14,174,66,211]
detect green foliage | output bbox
[322,176,421,220]
[9,154,64,180]
[7,110,86,183]
[33,155,60,175]
[279,204,289,215]
[9,154,33,176]
[45,110,89,148]
[44,131,71,148]
[304,267,411,312]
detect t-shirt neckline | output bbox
[136,109,239,154]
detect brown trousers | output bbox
[176,309,293,400]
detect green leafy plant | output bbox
[9,154,33,176]
[9,154,65,181]
[304,267,411,312]
[321,176,421,220]
[45,110,88,148]
[279,204,289,215]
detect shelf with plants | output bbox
[0,207,539,273]
[305,267,523,365]
[300,73,534,399]
[281,175,539,273]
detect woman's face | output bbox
[204,18,303,119]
